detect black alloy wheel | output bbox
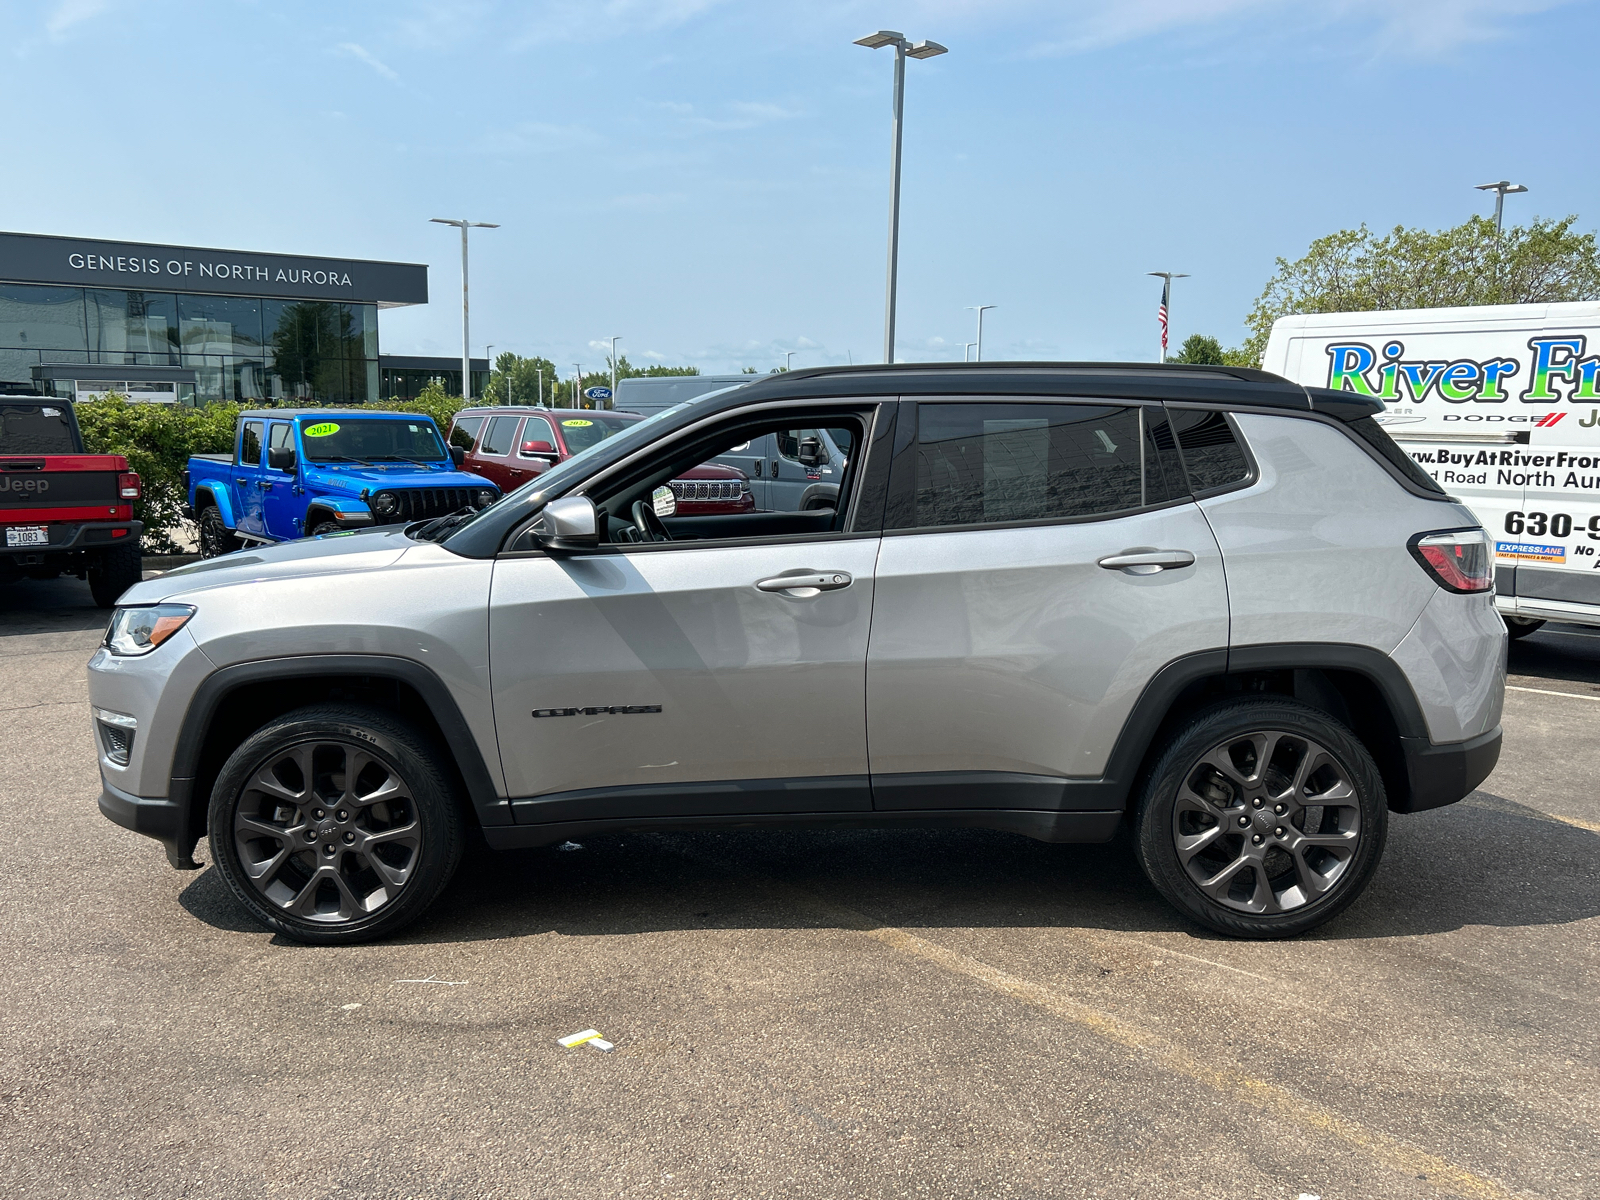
[1135,699,1388,938]
[208,705,464,944]
[198,506,240,558]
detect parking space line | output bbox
[1506,684,1600,701]
[702,859,1528,1200]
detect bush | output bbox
[76,393,467,553]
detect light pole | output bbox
[1475,180,1529,235]
[965,305,995,362]
[783,351,796,371]
[963,342,976,362]
[1147,272,1189,362]
[429,218,499,399]
[855,30,948,365]
[608,335,621,410]
[536,365,543,408]
[573,363,582,409]
[485,345,494,404]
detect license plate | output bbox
[5,526,48,548]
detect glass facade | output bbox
[0,283,380,405]
[380,361,489,402]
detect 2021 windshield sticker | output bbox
[304,422,341,437]
[1325,337,1600,404]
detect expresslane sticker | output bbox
[304,422,341,437]
[562,419,593,427]
[1496,541,1566,563]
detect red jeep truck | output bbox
[0,395,143,606]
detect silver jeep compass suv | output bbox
[89,364,1504,943]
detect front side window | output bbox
[299,418,446,463]
[910,402,1183,529]
[519,416,557,456]
[268,422,293,450]
[238,420,263,466]
[450,415,485,452]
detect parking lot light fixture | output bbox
[784,351,796,371]
[429,218,499,400]
[486,345,494,403]
[1475,180,1529,235]
[966,305,995,362]
[855,30,948,365]
[608,336,621,410]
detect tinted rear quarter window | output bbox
[1347,417,1446,495]
[238,421,263,466]
[1167,408,1251,494]
[479,415,518,456]
[451,415,485,452]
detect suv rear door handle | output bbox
[756,571,853,594]
[1097,549,1195,575]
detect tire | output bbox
[87,541,143,607]
[198,505,241,558]
[309,521,340,536]
[1504,615,1545,640]
[1133,699,1388,939]
[207,704,465,945]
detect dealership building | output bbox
[0,231,440,406]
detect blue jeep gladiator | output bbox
[188,409,499,556]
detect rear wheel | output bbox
[207,704,465,944]
[198,506,240,558]
[1504,615,1545,640]
[87,542,142,607]
[1134,699,1388,939]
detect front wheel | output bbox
[207,704,465,944]
[198,506,241,558]
[1134,699,1388,939]
[87,542,142,607]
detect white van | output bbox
[1265,301,1600,637]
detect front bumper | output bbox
[1395,725,1502,813]
[99,777,200,869]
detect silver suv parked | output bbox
[89,364,1505,943]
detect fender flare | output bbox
[166,654,509,858]
[798,482,840,510]
[192,484,236,530]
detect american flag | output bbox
[1157,277,1170,356]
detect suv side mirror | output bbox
[531,495,599,550]
[521,440,557,458]
[267,446,297,470]
[797,436,825,467]
[450,446,466,467]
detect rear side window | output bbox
[909,402,1184,529]
[0,403,77,454]
[238,420,263,466]
[450,415,485,452]
[1347,416,1446,495]
[1167,408,1251,494]
[479,414,518,456]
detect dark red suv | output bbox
[447,406,752,514]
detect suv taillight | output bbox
[1410,528,1492,593]
[118,471,141,500]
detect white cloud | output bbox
[1014,0,1578,57]
[336,42,400,81]
[45,0,108,39]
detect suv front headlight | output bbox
[371,491,399,516]
[474,488,498,508]
[106,604,196,657]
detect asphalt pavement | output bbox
[1,572,1595,1200]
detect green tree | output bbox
[1237,214,1600,366]
[1169,334,1226,365]
[486,353,561,407]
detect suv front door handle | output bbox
[1097,549,1196,575]
[756,571,853,595]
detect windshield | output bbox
[0,403,78,455]
[555,413,639,453]
[420,401,695,543]
[299,418,447,463]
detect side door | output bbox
[469,413,521,490]
[510,414,560,488]
[713,432,771,510]
[487,400,889,825]
[233,419,265,535]
[261,421,299,538]
[865,399,1229,811]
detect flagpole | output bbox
[1147,271,1189,363]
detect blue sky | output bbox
[3,0,1594,373]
